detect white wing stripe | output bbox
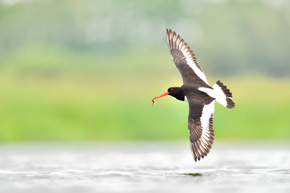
[200,100,215,141]
[183,52,209,84]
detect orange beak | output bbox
[151,92,169,107]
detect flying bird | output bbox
[151,29,235,162]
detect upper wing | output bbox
[187,100,215,161]
[166,29,209,86]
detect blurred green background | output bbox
[0,0,290,141]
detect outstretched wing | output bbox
[166,29,209,86]
[187,100,215,162]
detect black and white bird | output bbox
[151,29,235,162]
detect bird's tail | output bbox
[212,80,235,109]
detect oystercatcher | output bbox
[151,29,235,162]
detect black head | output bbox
[168,87,185,101]
[151,86,185,106]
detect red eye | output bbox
[170,88,174,91]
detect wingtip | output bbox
[166,29,174,37]
[167,29,173,49]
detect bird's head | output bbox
[151,87,185,106]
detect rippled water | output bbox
[0,141,290,193]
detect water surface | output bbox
[0,141,289,193]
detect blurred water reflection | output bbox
[0,141,290,193]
